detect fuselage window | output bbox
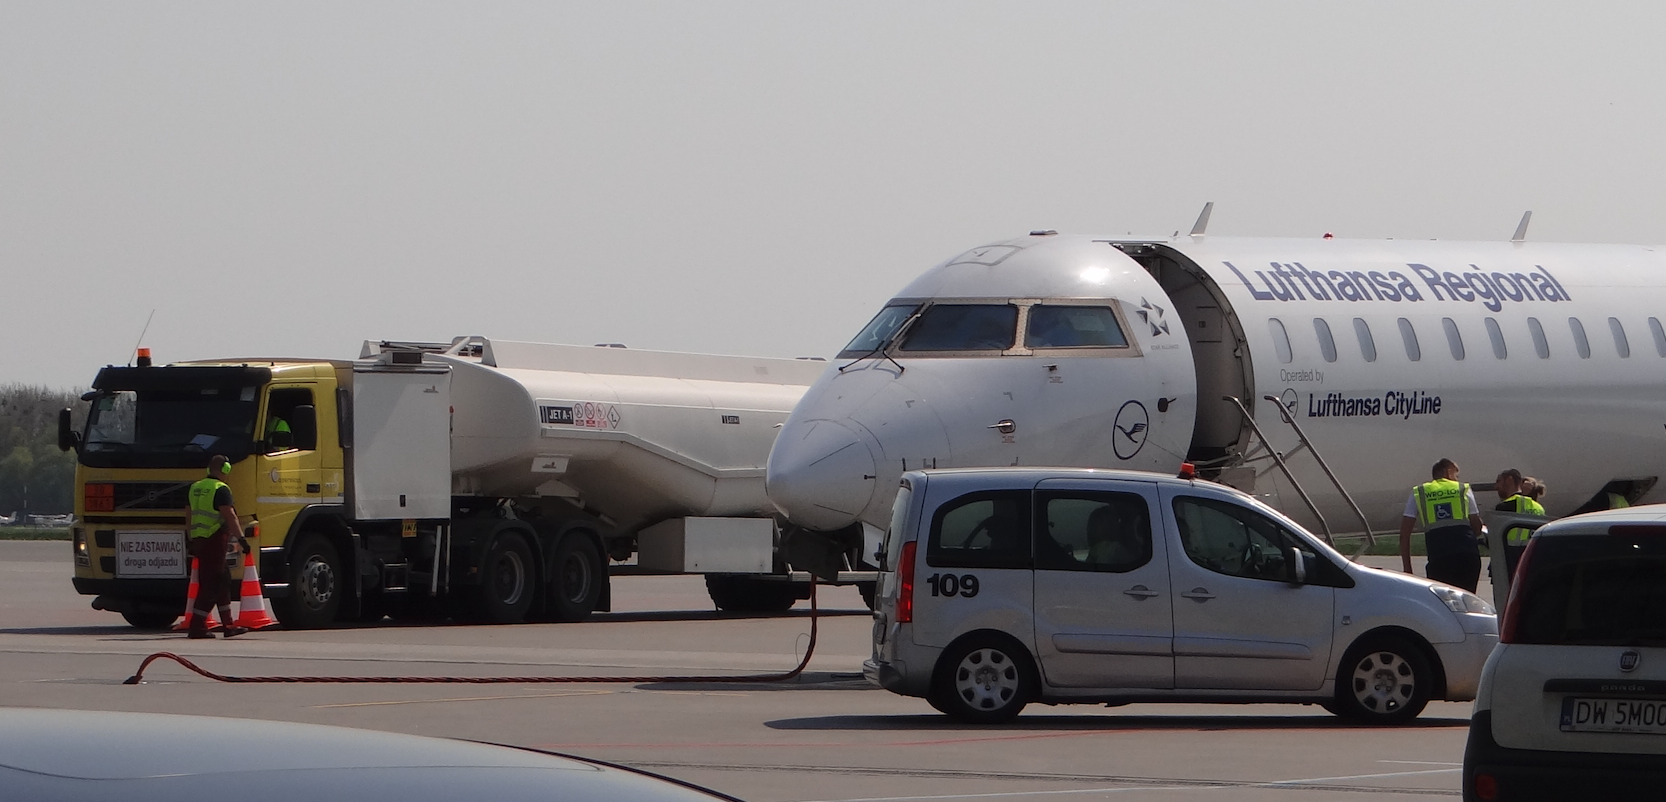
[1313,318,1337,363]
[1397,318,1421,362]
[1528,317,1550,359]
[1353,318,1377,362]
[897,304,1017,352]
[1569,317,1591,359]
[1610,317,1631,358]
[1484,317,1507,359]
[1025,305,1128,348]
[838,303,920,357]
[1651,318,1666,357]
[1442,317,1465,361]
[1269,318,1294,364]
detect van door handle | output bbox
[1180,587,1216,601]
[1123,585,1160,599]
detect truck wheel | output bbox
[931,633,1035,724]
[122,608,176,630]
[1330,635,1433,724]
[705,575,799,613]
[475,532,536,624]
[546,534,603,622]
[274,534,342,629]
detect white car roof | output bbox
[1533,503,1666,537]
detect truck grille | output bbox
[111,482,192,511]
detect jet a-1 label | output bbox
[1225,261,1571,312]
[540,402,622,429]
[1307,391,1441,420]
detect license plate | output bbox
[114,530,188,578]
[1560,697,1666,734]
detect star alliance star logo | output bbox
[1137,298,1170,337]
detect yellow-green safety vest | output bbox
[1416,479,1470,530]
[1500,494,1546,546]
[267,418,290,436]
[187,477,229,540]
[1609,492,1630,510]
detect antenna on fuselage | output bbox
[1511,211,1532,243]
[1189,202,1214,238]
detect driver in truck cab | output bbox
[187,455,251,639]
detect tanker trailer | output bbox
[64,337,874,630]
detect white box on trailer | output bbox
[350,363,452,520]
[637,517,774,573]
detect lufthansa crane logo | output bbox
[1136,298,1171,337]
[1112,400,1150,460]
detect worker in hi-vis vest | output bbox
[1399,458,1486,592]
[1494,468,1546,582]
[186,455,251,639]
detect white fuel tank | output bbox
[363,338,826,533]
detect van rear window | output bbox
[1513,535,1666,647]
[927,490,1032,569]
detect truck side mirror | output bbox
[1288,547,1307,585]
[57,408,80,453]
[290,405,318,451]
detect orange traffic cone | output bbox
[172,557,222,632]
[235,549,278,630]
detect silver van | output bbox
[865,468,1499,724]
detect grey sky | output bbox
[4,2,1663,388]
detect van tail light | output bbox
[896,540,917,624]
[1499,537,1539,643]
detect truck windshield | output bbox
[81,387,260,469]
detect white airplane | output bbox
[767,208,1665,549]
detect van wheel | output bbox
[1331,635,1433,724]
[274,534,341,630]
[547,534,603,622]
[475,531,536,624]
[931,634,1035,724]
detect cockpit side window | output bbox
[897,304,1017,352]
[1025,306,1128,348]
[838,303,921,358]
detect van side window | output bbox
[1035,491,1152,573]
[927,490,1032,569]
[1442,317,1465,360]
[1528,317,1550,359]
[1171,495,1317,584]
[1484,317,1507,359]
[1313,318,1337,363]
[1397,318,1421,361]
[1610,317,1631,358]
[1269,318,1293,364]
[1569,317,1591,359]
[1353,318,1377,362]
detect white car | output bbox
[1463,506,1666,801]
[864,467,1499,724]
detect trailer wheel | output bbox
[273,534,342,629]
[546,534,603,622]
[121,608,176,630]
[705,575,800,613]
[475,531,536,624]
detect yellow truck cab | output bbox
[66,359,348,629]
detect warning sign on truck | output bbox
[540,402,621,430]
[115,530,187,578]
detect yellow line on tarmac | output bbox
[314,689,615,708]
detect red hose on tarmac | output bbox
[124,579,819,685]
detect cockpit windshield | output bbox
[897,305,1017,352]
[839,304,920,358]
[1025,305,1128,348]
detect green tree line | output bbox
[0,385,89,517]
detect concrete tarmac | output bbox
[1,541,1477,800]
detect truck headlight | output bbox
[1431,585,1495,615]
[73,528,90,567]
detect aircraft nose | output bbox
[767,419,877,531]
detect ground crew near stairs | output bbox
[187,455,251,639]
[1495,468,1546,581]
[1399,458,1486,592]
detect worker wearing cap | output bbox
[1399,458,1485,592]
[186,455,250,639]
[1495,468,1546,582]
